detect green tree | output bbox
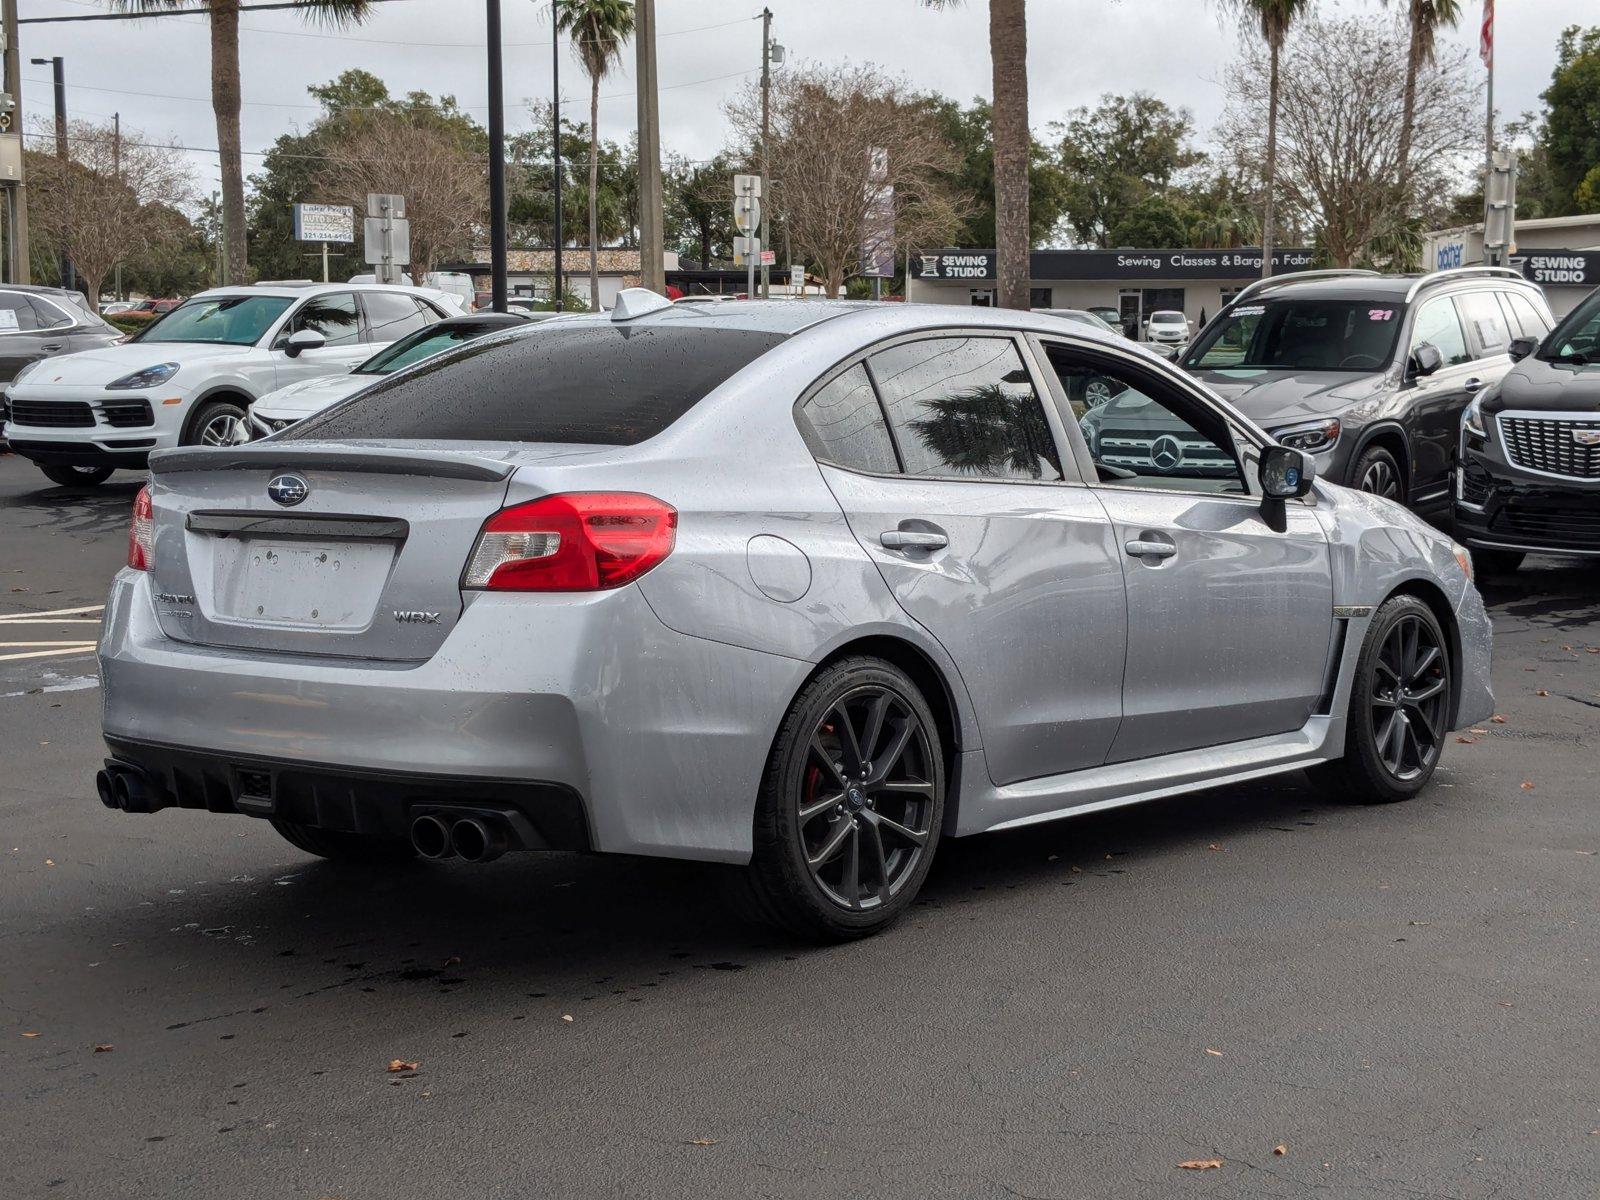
[925,97,1067,247]
[1053,93,1203,247]
[1221,0,1313,276]
[666,152,737,265]
[508,100,632,253]
[1394,1,1462,195]
[1540,25,1600,214]
[1108,195,1190,247]
[109,1,376,285]
[555,0,635,306]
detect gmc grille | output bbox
[1501,415,1600,480]
[8,399,94,428]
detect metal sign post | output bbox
[363,193,409,284]
[734,174,761,299]
[292,203,354,283]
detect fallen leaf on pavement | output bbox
[93,1044,113,1053]
[1207,843,1223,851]
[21,1031,39,1038]
[386,1059,419,1073]
[1204,1048,1223,1056]
[1273,1145,1287,1156]
[44,860,55,867]
[1455,736,1478,744]
[561,1014,574,1023]
[1490,714,1507,723]
[1469,727,1488,735]
[1520,781,1536,790]
[1536,689,1550,697]
[1178,1159,1223,1170]
[442,955,461,968]
[687,1138,719,1146]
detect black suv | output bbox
[1181,267,1554,516]
[1455,284,1600,572]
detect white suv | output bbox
[2,282,450,487]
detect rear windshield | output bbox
[286,323,785,444]
[1184,298,1405,371]
[355,323,505,375]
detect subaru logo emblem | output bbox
[267,473,309,507]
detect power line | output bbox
[19,0,418,24]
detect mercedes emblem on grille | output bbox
[1150,435,1184,471]
[1572,429,1600,447]
[267,473,309,507]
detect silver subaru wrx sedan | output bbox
[97,293,1493,941]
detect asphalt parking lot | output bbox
[1,451,1596,1200]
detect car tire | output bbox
[270,819,418,865]
[738,656,945,942]
[1314,594,1452,804]
[39,464,114,487]
[186,399,250,448]
[1351,444,1405,502]
[1471,549,1524,575]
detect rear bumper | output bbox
[98,569,810,863]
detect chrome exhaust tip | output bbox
[96,770,121,810]
[409,813,455,860]
[449,816,508,864]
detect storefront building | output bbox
[1423,213,1600,318]
[907,247,1320,335]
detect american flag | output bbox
[1480,0,1494,68]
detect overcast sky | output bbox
[16,0,1594,208]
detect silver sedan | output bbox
[96,294,1493,940]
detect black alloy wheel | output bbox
[797,685,937,913]
[1354,446,1404,501]
[739,657,945,941]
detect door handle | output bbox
[1463,377,1485,393]
[880,528,948,551]
[1124,537,1177,560]
[40,343,63,352]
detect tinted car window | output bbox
[1457,291,1509,355]
[1546,291,1600,361]
[1503,291,1551,339]
[355,322,510,375]
[798,364,900,474]
[287,292,360,346]
[1410,296,1470,366]
[364,292,435,343]
[869,336,1062,482]
[26,296,74,330]
[289,324,784,445]
[134,294,293,345]
[0,291,44,332]
[1184,299,1403,370]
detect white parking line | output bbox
[0,645,97,663]
[0,604,105,622]
[0,605,104,666]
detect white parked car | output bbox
[249,312,532,438]
[2,282,454,486]
[1143,310,1192,346]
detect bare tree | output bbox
[314,111,486,280]
[1219,15,1479,268]
[727,63,963,298]
[26,120,195,311]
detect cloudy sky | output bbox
[15,0,1594,207]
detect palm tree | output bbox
[1395,1,1462,196]
[925,0,1030,310]
[111,1,375,286]
[1222,0,1310,279]
[556,0,635,309]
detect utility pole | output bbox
[485,0,507,312]
[2,0,28,284]
[635,0,664,294]
[759,7,772,299]
[113,111,121,300]
[31,54,69,292]
[1482,31,1496,265]
[551,0,562,312]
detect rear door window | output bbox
[1456,291,1510,356]
[0,291,43,332]
[363,292,436,343]
[867,336,1063,482]
[797,364,901,474]
[286,292,360,347]
[1502,291,1552,339]
[288,324,785,444]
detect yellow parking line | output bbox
[0,645,98,663]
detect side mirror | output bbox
[1410,343,1443,377]
[1508,335,1537,362]
[283,328,326,358]
[1259,444,1316,500]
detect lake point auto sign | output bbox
[917,248,1318,281]
[293,203,356,244]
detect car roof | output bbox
[435,312,530,330]
[1241,271,1544,304]
[189,282,440,301]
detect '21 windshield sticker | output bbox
[1368,308,1396,321]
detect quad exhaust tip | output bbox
[410,813,511,863]
[97,764,165,813]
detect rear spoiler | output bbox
[150,445,514,483]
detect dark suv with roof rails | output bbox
[1454,284,1600,573]
[1179,267,1555,516]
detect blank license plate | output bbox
[211,537,394,629]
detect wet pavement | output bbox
[1,453,1596,1199]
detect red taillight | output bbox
[462,492,677,592]
[128,485,153,571]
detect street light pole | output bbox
[113,110,121,301]
[30,54,69,292]
[635,0,664,294]
[552,0,563,312]
[485,0,507,312]
[759,7,771,300]
[2,0,29,284]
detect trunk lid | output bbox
[145,442,532,661]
